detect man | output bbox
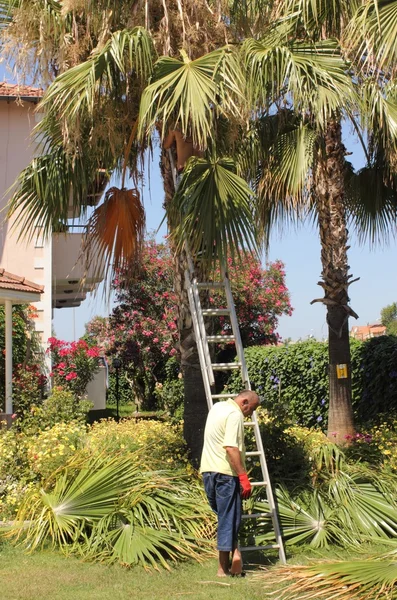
[200,390,261,577]
[163,128,202,173]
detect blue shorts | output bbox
[202,472,242,552]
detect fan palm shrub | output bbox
[242,442,397,551]
[9,451,216,568]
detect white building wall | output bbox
[0,99,52,350]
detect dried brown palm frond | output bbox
[255,558,397,600]
[84,186,145,284]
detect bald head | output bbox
[234,390,260,417]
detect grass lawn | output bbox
[0,536,382,600]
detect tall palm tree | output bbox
[239,1,397,442]
[1,0,397,455]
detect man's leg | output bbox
[218,551,230,577]
[230,545,243,575]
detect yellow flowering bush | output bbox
[27,421,86,479]
[0,429,30,481]
[87,418,190,471]
[285,425,327,453]
[368,422,397,471]
[0,478,37,520]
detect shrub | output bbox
[153,357,184,422]
[12,363,47,420]
[40,387,92,427]
[225,336,397,428]
[27,421,87,479]
[86,418,189,471]
[48,337,101,397]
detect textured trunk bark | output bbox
[160,149,208,467]
[314,119,356,444]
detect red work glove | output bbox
[238,473,252,499]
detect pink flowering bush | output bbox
[86,238,292,409]
[48,338,101,397]
[209,255,292,347]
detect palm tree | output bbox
[1,0,397,456]
[239,1,397,442]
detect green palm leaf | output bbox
[139,46,243,148]
[167,155,258,265]
[347,0,397,72]
[40,26,154,125]
[346,163,397,245]
[244,36,355,127]
[11,453,144,549]
[10,453,216,568]
[6,145,104,241]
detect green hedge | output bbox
[225,336,397,427]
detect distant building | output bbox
[350,324,386,340]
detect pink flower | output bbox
[65,372,77,381]
[87,348,100,358]
[11,413,16,419]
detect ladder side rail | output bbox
[184,271,214,411]
[251,411,287,564]
[190,277,215,386]
[222,267,250,388]
[184,247,215,386]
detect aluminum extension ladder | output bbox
[167,149,285,562]
[184,253,286,564]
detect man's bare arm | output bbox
[163,130,176,150]
[225,446,246,476]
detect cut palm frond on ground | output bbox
[8,452,215,569]
[256,557,397,600]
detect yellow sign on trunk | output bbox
[336,364,348,379]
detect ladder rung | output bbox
[244,421,255,426]
[240,544,280,552]
[202,309,230,316]
[196,282,225,289]
[207,335,235,342]
[241,512,271,520]
[211,393,239,399]
[212,362,242,370]
[251,481,267,487]
[246,451,262,456]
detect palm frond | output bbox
[0,0,20,29]
[244,37,355,127]
[40,26,154,126]
[275,0,358,38]
[360,80,397,149]
[6,146,104,241]
[10,453,145,549]
[346,0,397,73]
[346,163,397,245]
[252,122,316,244]
[167,155,258,266]
[139,46,243,149]
[10,453,215,569]
[257,558,397,600]
[84,186,145,283]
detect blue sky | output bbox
[1,63,395,342]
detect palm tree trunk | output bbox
[314,118,355,444]
[160,149,207,467]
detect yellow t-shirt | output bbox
[200,399,246,476]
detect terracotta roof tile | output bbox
[0,269,44,294]
[0,82,44,100]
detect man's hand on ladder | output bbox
[238,473,252,499]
